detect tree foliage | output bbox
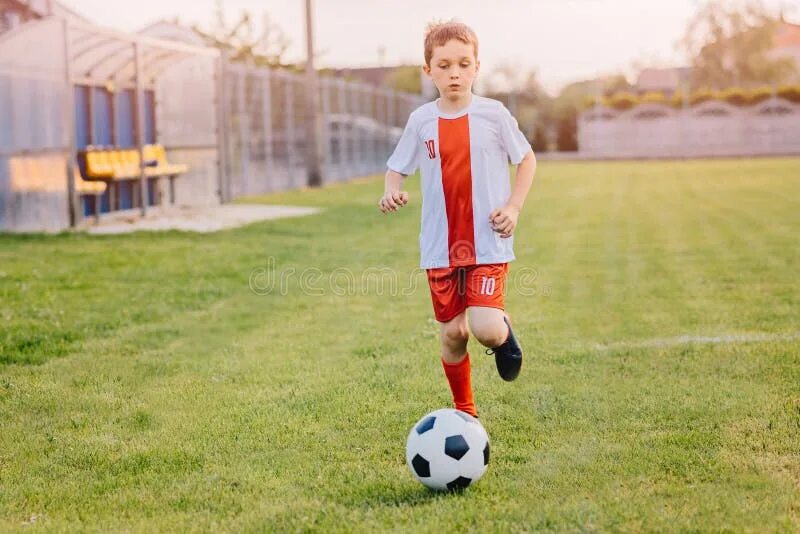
[386,66,423,94]
[683,1,797,88]
[550,75,632,151]
[193,1,291,67]
[481,65,552,149]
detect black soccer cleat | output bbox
[485,316,522,382]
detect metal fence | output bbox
[221,62,424,199]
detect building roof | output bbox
[137,19,207,47]
[1,0,88,35]
[775,20,800,48]
[6,0,89,23]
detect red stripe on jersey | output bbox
[438,115,476,266]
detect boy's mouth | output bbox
[448,84,461,90]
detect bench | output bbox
[142,144,189,204]
[78,145,189,210]
[75,169,108,220]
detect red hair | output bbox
[424,20,479,66]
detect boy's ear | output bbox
[475,59,480,76]
[422,64,431,77]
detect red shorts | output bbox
[426,263,509,323]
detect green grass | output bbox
[1,158,799,531]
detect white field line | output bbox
[592,331,800,351]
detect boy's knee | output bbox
[441,318,469,345]
[470,318,507,348]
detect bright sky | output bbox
[63,0,794,93]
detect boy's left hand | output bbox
[489,204,520,239]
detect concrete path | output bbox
[84,204,321,234]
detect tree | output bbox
[683,1,797,88]
[193,2,292,67]
[481,65,552,147]
[386,66,423,94]
[550,75,632,151]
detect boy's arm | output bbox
[381,111,419,214]
[508,150,537,211]
[378,169,409,213]
[490,150,536,238]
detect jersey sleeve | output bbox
[498,104,533,165]
[386,114,420,176]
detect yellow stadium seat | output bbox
[110,151,133,179]
[153,145,167,164]
[85,151,113,179]
[109,150,137,179]
[78,145,190,214]
[143,144,160,165]
[74,166,106,221]
[142,144,189,176]
[75,173,107,195]
[107,150,124,178]
[94,151,113,175]
[123,149,140,169]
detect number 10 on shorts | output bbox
[480,276,496,296]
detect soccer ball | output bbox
[405,408,490,491]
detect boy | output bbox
[378,21,537,418]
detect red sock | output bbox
[441,353,477,417]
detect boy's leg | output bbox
[440,311,469,364]
[468,306,523,382]
[439,312,477,417]
[465,263,523,382]
[427,267,477,417]
[467,306,508,348]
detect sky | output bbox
[62,0,796,93]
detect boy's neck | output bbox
[436,92,474,114]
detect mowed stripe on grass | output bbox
[1,158,799,530]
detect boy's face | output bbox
[423,39,480,101]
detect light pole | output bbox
[304,0,323,187]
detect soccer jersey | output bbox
[386,94,532,269]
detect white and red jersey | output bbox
[387,94,533,269]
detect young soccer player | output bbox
[378,21,537,418]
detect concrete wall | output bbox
[578,98,800,159]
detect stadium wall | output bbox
[578,99,800,159]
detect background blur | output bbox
[1,0,798,232]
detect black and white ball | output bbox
[405,408,490,491]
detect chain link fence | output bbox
[222,63,424,199]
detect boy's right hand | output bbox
[378,190,409,213]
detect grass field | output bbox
[1,158,799,531]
